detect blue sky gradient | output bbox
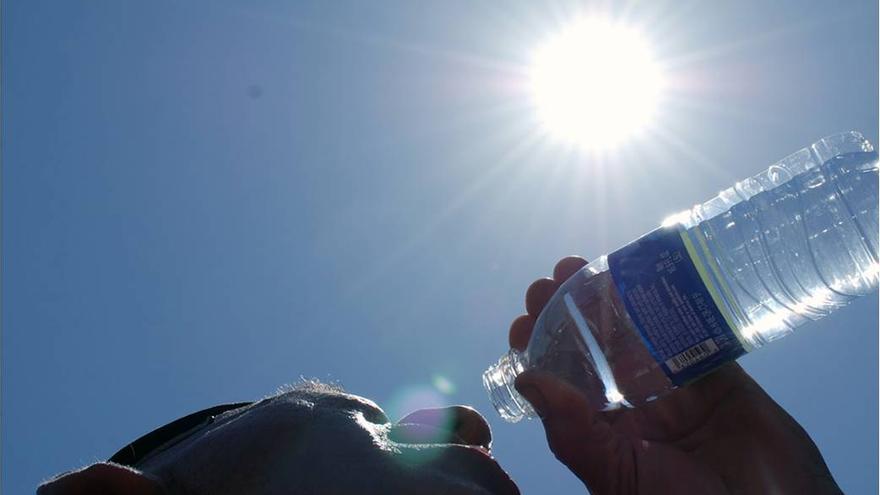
[4,1,878,493]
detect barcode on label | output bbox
[665,339,719,373]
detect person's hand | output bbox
[509,256,842,494]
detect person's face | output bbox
[139,387,520,495]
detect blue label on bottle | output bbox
[608,226,746,385]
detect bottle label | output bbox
[608,226,746,385]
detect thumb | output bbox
[515,370,626,491]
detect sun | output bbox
[530,18,664,150]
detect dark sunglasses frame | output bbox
[109,402,252,467]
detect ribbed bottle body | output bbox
[677,132,877,348]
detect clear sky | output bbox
[3,1,877,493]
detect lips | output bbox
[390,433,519,495]
[426,444,521,495]
[396,406,493,451]
[390,406,520,495]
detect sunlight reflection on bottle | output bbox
[563,293,631,409]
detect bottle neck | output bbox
[482,350,534,423]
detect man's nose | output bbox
[395,406,493,450]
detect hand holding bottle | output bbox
[511,256,843,495]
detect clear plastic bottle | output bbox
[483,131,879,422]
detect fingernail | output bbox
[516,384,549,419]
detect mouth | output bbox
[389,410,518,494]
[430,444,521,495]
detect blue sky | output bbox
[3,1,877,493]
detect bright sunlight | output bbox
[531,18,664,150]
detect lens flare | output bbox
[386,385,453,465]
[432,374,456,395]
[386,385,446,423]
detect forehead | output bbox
[140,389,388,471]
[212,388,388,428]
[206,388,389,443]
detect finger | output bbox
[509,314,536,351]
[515,370,624,490]
[553,256,588,283]
[525,278,558,316]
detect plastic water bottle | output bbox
[483,131,878,422]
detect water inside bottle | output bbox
[687,150,878,346]
[529,150,878,410]
[527,264,676,411]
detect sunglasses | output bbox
[109,402,252,467]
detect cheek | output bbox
[241,417,402,489]
[291,417,408,491]
[304,417,396,469]
[167,410,317,491]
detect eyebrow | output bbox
[271,387,390,424]
[271,380,348,397]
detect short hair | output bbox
[271,378,346,398]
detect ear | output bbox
[37,462,168,495]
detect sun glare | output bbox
[531,18,664,149]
